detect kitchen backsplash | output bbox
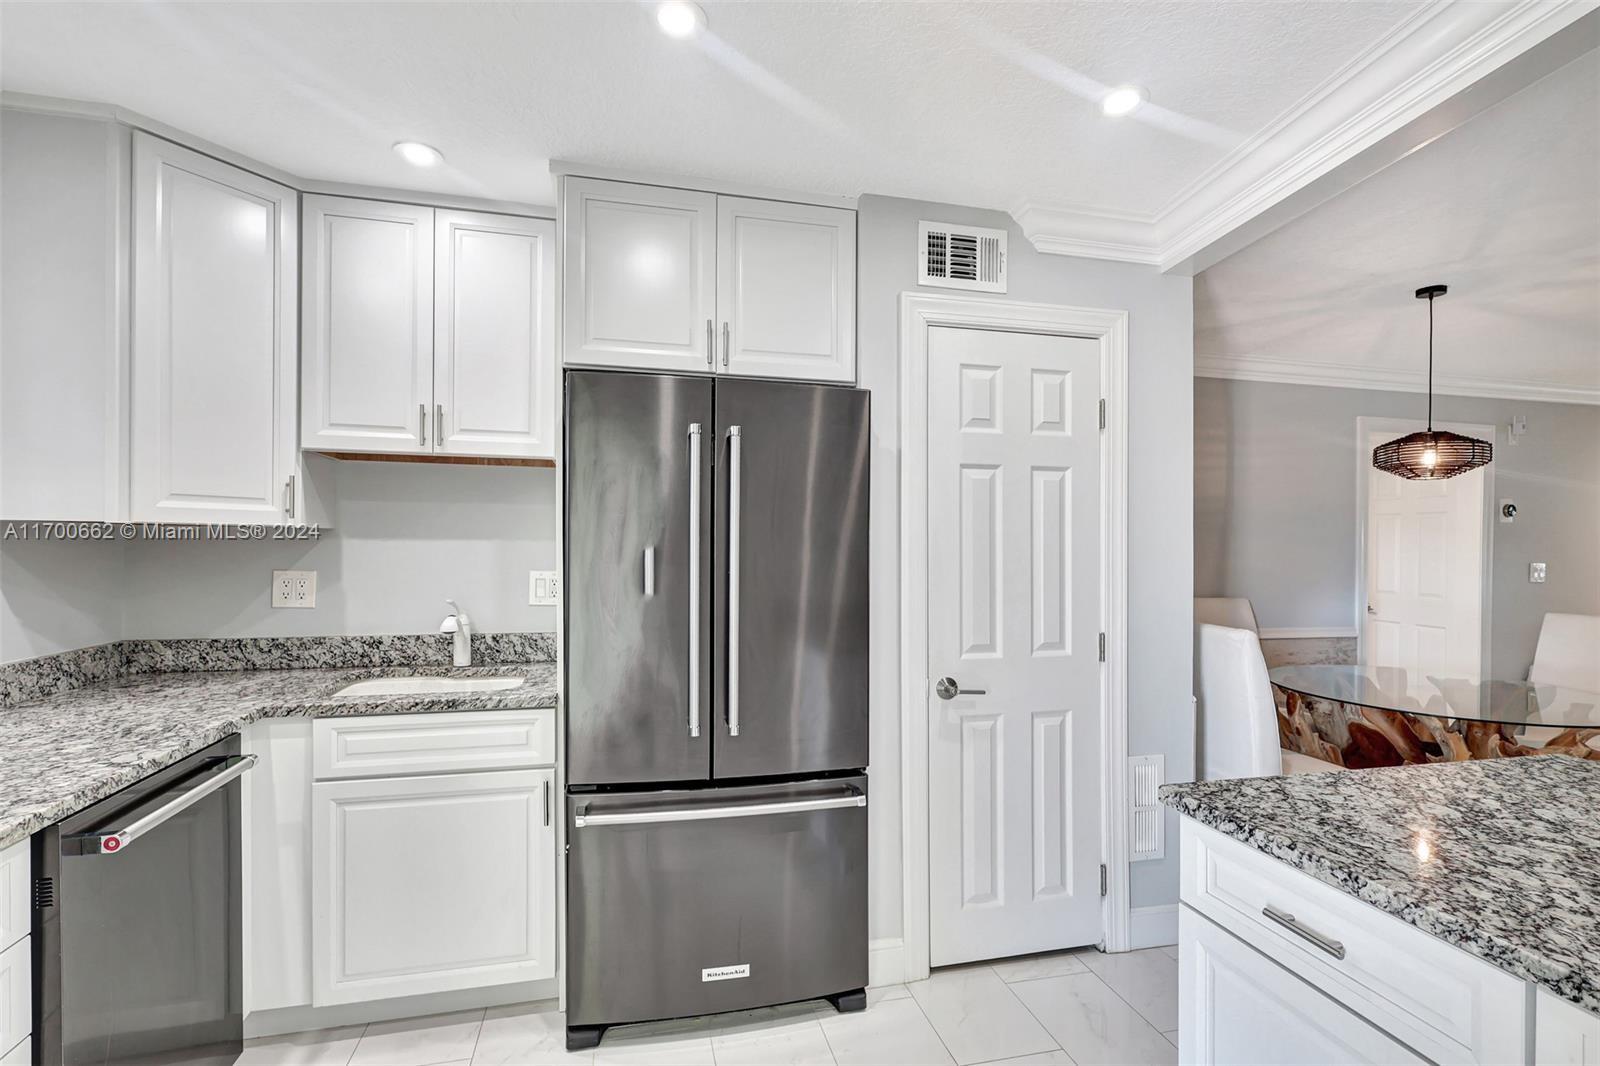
[0,631,556,709]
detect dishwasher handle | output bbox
[64,754,257,856]
[574,787,865,828]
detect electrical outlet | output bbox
[272,569,317,608]
[529,570,561,606]
[1530,562,1547,584]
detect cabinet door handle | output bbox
[706,319,715,369]
[418,403,427,446]
[1262,905,1346,960]
[721,321,730,369]
[543,779,551,827]
[435,403,444,443]
[284,475,296,521]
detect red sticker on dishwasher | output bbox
[102,837,120,852]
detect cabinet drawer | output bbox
[313,709,554,779]
[1181,821,1524,1064]
[0,936,28,1057]
[0,841,27,953]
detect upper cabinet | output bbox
[130,133,305,525]
[301,196,556,460]
[561,177,856,384]
[302,197,434,455]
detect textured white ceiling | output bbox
[1196,51,1600,396]
[0,1,1422,216]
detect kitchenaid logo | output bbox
[701,964,751,982]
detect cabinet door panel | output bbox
[717,197,854,383]
[301,196,433,454]
[435,211,556,458]
[311,769,555,1005]
[131,133,297,524]
[562,178,716,373]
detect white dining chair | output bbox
[1196,623,1343,779]
[1195,597,1260,633]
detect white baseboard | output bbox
[1257,627,1358,640]
[1129,904,1179,950]
[869,936,908,987]
[245,978,556,1038]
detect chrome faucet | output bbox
[440,599,473,667]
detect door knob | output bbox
[935,677,986,700]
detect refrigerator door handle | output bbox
[574,789,865,828]
[727,425,742,738]
[687,422,703,739]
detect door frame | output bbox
[1354,415,1496,678]
[898,292,1130,983]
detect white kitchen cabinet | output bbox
[561,177,718,374]
[131,132,303,525]
[1539,988,1600,1066]
[299,199,556,460]
[0,936,29,1061]
[1179,906,1425,1065]
[434,210,557,458]
[0,109,129,521]
[561,177,857,382]
[311,767,557,1004]
[717,196,855,383]
[301,196,434,455]
[243,718,315,1013]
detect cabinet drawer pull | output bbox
[1263,905,1346,960]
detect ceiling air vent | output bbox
[919,221,1007,293]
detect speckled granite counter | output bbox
[0,662,556,850]
[1161,756,1600,1012]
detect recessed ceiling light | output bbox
[1100,86,1147,118]
[393,141,443,168]
[656,0,706,39]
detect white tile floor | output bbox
[240,947,1179,1066]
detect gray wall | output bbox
[1195,377,1600,679]
[1,459,558,661]
[857,193,1195,948]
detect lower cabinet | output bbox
[1179,906,1425,1065]
[1538,987,1600,1066]
[310,767,556,1004]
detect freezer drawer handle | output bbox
[574,789,866,828]
[64,754,257,855]
[727,425,742,738]
[687,422,703,739]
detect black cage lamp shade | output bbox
[1372,286,1493,481]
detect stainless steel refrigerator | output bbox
[563,370,870,1050]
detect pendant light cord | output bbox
[1426,292,1434,432]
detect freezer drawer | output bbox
[566,776,867,1029]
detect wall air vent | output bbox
[919,221,1006,293]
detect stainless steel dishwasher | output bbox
[32,735,255,1066]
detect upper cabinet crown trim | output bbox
[550,159,857,212]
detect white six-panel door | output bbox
[434,210,556,459]
[926,326,1103,966]
[1364,428,1486,681]
[131,133,298,524]
[561,177,717,373]
[717,196,855,382]
[301,195,434,454]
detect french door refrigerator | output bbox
[563,370,869,1050]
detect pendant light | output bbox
[1372,285,1493,480]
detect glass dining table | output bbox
[1268,664,1600,767]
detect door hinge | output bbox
[1099,864,1107,897]
[1098,632,1106,662]
[1099,398,1106,430]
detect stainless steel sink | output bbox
[332,676,523,698]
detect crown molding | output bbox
[1195,353,1600,406]
[1019,0,1599,271]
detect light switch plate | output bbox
[1530,562,1547,584]
[529,570,561,606]
[272,570,317,608]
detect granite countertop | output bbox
[1161,756,1600,1012]
[0,662,557,851]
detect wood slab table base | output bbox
[1276,687,1600,767]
